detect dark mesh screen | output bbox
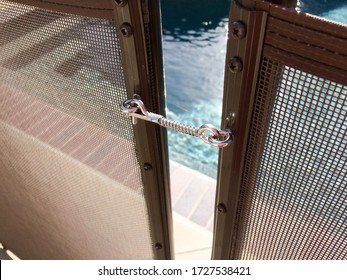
[0,0,153,259]
[235,57,347,259]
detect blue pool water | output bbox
[162,0,347,178]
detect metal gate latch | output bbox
[120,97,233,148]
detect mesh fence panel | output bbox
[235,57,347,260]
[0,0,154,259]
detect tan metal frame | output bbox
[111,0,173,260]
[212,0,268,260]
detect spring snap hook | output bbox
[121,97,233,148]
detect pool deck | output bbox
[173,212,213,260]
[170,160,216,232]
[170,160,216,259]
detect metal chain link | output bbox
[120,97,233,148]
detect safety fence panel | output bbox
[0,0,155,259]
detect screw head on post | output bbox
[229,57,243,73]
[119,23,132,37]
[231,21,247,39]
[114,0,128,7]
[143,163,152,171]
[217,203,227,213]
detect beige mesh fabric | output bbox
[0,0,154,259]
[221,1,347,260]
[235,57,347,260]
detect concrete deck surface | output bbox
[173,213,213,260]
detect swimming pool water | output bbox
[162,0,347,178]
